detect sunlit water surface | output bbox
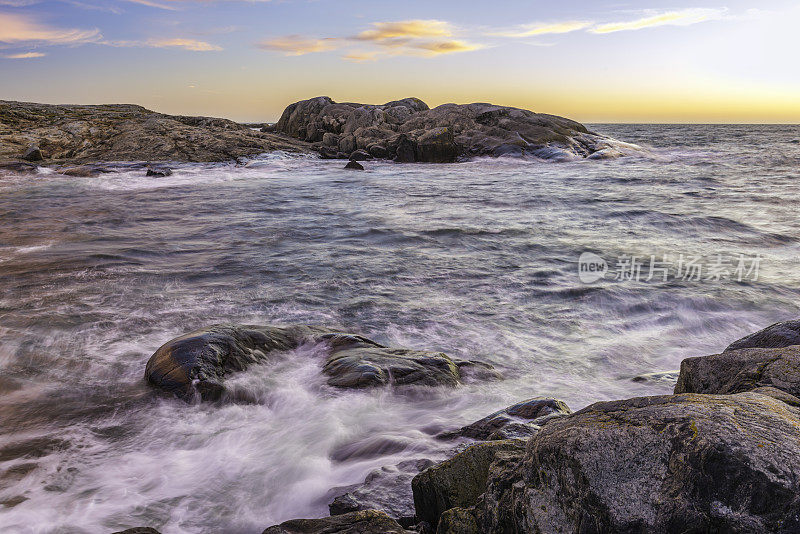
[1,124,799,533]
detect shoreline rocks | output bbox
[276,96,632,163]
[145,325,497,401]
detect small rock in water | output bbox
[344,160,364,170]
[263,510,411,533]
[146,167,172,177]
[438,397,571,441]
[23,145,43,162]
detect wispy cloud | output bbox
[353,20,452,42]
[124,0,180,11]
[590,8,727,34]
[0,12,102,45]
[104,37,222,51]
[492,20,592,38]
[150,37,221,51]
[3,50,45,58]
[256,35,340,56]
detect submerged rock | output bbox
[262,510,413,534]
[328,458,435,527]
[111,529,161,534]
[0,161,38,174]
[412,440,525,528]
[145,325,495,401]
[438,397,571,441]
[725,319,800,351]
[320,333,462,388]
[276,96,632,162]
[474,393,800,533]
[146,167,172,177]
[675,345,800,400]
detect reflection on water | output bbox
[1,125,799,533]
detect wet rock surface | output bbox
[145,325,495,401]
[328,458,435,527]
[437,397,571,441]
[262,510,414,534]
[276,96,632,162]
[0,100,311,165]
[725,319,800,351]
[675,345,800,398]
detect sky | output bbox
[0,0,798,123]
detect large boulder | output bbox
[262,510,413,534]
[474,393,800,533]
[412,440,525,528]
[725,319,800,351]
[675,345,800,401]
[438,397,571,441]
[145,325,494,401]
[275,97,633,162]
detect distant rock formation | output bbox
[0,100,311,164]
[276,96,632,162]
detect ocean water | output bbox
[1,124,799,533]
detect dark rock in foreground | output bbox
[0,100,311,165]
[437,397,571,441]
[471,393,800,533]
[111,529,161,534]
[276,96,632,163]
[725,319,800,352]
[675,345,800,401]
[263,510,413,534]
[412,440,525,528]
[145,325,495,401]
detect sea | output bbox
[1,124,799,533]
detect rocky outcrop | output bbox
[276,96,633,163]
[412,440,525,528]
[145,325,495,401]
[437,397,571,441]
[471,393,800,533]
[0,100,311,165]
[675,345,800,402]
[725,319,800,351]
[262,510,413,534]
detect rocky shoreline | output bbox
[119,318,800,533]
[0,97,636,174]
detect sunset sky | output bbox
[0,0,798,123]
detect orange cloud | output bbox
[354,20,452,42]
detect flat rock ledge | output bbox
[0,100,311,165]
[275,96,635,163]
[144,324,499,401]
